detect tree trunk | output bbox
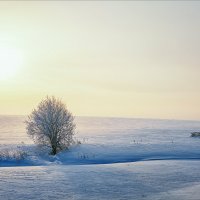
[51,145,57,155]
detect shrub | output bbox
[0,147,27,161]
[191,132,200,137]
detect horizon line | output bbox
[1,114,200,122]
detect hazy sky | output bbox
[0,1,200,120]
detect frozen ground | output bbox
[0,160,200,200]
[0,116,200,199]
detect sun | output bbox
[0,46,23,80]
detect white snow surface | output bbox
[0,160,200,200]
[0,116,200,199]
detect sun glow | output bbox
[0,46,23,80]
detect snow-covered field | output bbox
[0,116,200,199]
[0,160,200,200]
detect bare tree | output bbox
[25,96,76,155]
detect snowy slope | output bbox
[0,116,200,166]
[0,160,200,200]
[0,116,200,199]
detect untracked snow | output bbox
[0,116,200,199]
[0,160,200,200]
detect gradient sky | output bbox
[0,1,200,120]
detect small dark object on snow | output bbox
[191,132,200,137]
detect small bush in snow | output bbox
[0,147,27,161]
[25,96,76,155]
[191,132,200,137]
